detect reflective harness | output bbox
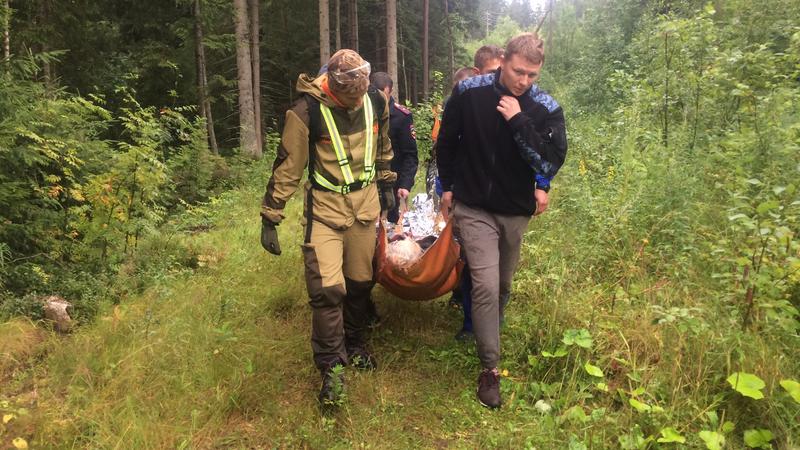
[312,93,375,194]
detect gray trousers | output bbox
[453,203,530,369]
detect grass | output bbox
[1,159,798,448]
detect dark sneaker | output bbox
[318,364,345,413]
[448,295,462,310]
[347,346,378,370]
[448,287,463,310]
[365,296,382,329]
[477,368,501,409]
[454,328,474,342]
[366,312,383,329]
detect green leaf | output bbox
[562,405,589,423]
[728,213,749,221]
[745,178,763,185]
[734,256,751,267]
[542,347,568,358]
[595,382,609,392]
[562,328,593,349]
[629,398,651,412]
[756,200,780,215]
[721,421,735,434]
[568,435,588,450]
[584,362,604,378]
[618,425,652,450]
[699,431,725,450]
[744,429,773,448]
[706,411,719,428]
[727,372,765,399]
[590,407,606,420]
[779,379,800,403]
[657,427,686,443]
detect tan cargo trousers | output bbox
[302,218,376,370]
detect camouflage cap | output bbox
[327,49,370,96]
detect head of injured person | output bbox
[327,49,371,108]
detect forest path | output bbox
[1,184,543,449]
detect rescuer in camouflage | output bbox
[259,49,396,411]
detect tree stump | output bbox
[42,296,72,333]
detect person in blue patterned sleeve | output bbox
[436,32,568,409]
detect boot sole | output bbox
[477,388,501,409]
[477,396,501,409]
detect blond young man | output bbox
[436,33,567,408]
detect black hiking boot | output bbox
[448,289,463,310]
[454,328,474,342]
[318,363,345,413]
[366,311,383,329]
[477,368,502,409]
[347,346,378,370]
[365,296,383,329]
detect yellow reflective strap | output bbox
[319,105,347,165]
[313,172,344,194]
[361,93,374,182]
[316,94,376,193]
[319,104,356,184]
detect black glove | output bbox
[378,182,396,212]
[260,217,281,255]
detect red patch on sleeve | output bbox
[394,102,412,115]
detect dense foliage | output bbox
[0,56,240,320]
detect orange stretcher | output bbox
[374,219,464,301]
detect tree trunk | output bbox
[386,0,398,99]
[319,0,330,66]
[373,23,381,69]
[348,0,358,51]
[400,26,408,104]
[422,0,429,100]
[353,0,358,51]
[3,0,9,61]
[233,0,260,159]
[249,0,262,153]
[194,0,219,154]
[38,0,51,85]
[411,69,417,105]
[546,0,554,52]
[443,0,454,83]
[334,0,341,50]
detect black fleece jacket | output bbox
[436,69,567,216]
[388,98,419,191]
